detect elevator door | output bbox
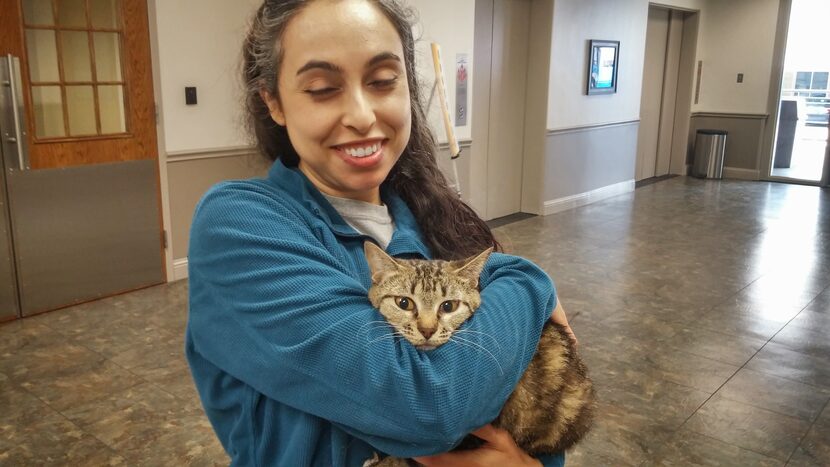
[0,0,164,319]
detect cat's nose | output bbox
[419,326,437,339]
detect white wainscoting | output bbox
[722,167,760,180]
[543,180,636,216]
[173,258,189,281]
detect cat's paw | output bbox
[362,452,381,467]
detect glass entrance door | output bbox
[770,0,830,183]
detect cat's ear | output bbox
[452,247,493,287]
[364,241,403,284]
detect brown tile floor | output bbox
[1,177,828,466]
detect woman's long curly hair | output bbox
[243,0,499,260]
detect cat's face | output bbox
[365,242,492,350]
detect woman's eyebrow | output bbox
[366,52,401,68]
[296,60,342,76]
[295,52,401,77]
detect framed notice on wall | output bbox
[587,40,620,95]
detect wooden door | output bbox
[0,0,164,317]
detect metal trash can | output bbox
[691,129,727,179]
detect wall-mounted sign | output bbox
[455,53,468,126]
[587,40,620,95]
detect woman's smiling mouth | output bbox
[333,139,386,168]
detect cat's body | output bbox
[363,243,595,465]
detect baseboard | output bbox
[722,167,760,180]
[173,258,189,281]
[543,180,635,216]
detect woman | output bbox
[186,0,574,465]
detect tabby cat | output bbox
[363,242,595,466]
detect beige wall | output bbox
[153,0,260,153]
[546,0,649,130]
[689,114,767,172]
[693,0,780,114]
[167,154,268,260]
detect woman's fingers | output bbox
[469,424,510,446]
[550,299,578,347]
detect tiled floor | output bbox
[1,176,828,466]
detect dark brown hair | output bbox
[242,0,499,260]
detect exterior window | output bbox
[795,71,812,90]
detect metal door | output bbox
[0,0,164,318]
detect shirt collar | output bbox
[267,160,431,259]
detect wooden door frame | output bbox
[145,0,174,282]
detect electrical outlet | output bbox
[737,73,744,83]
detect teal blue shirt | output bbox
[186,160,564,466]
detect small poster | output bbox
[455,54,468,126]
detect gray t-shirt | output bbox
[322,193,394,249]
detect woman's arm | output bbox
[187,184,556,457]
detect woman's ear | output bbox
[259,89,286,126]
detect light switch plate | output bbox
[185,87,197,105]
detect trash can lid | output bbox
[697,129,728,135]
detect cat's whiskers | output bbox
[448,335,504,376]
[451,329,501,351]
[366,332,406,345]
[364,325,409,343]
[358,321,395,333]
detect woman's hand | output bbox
[414,425,542,467]
[550,299,577,347]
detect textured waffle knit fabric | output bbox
[186,160,564,466]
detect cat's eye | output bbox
[395,296,415,311]
[440,300,459,313]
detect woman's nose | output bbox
[341,89,376,133]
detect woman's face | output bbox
[263,0,412,204]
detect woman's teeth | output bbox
[343,143,380,158]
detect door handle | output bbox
[2,55,30,171]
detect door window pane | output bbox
[57,0,88,28]
[66,85,96,135]
[90,0,120,29]
[23,0,56,26]
[60,31,92,82]
[24,0,128,140]
[93,33,122,81]
[25,30,60,82]
[32,86,66,138]
[98,85,126,134]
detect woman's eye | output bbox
[440,301,458,313]
[395,297,414,311]
[304,87,338,97]
[370,76,398,89]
